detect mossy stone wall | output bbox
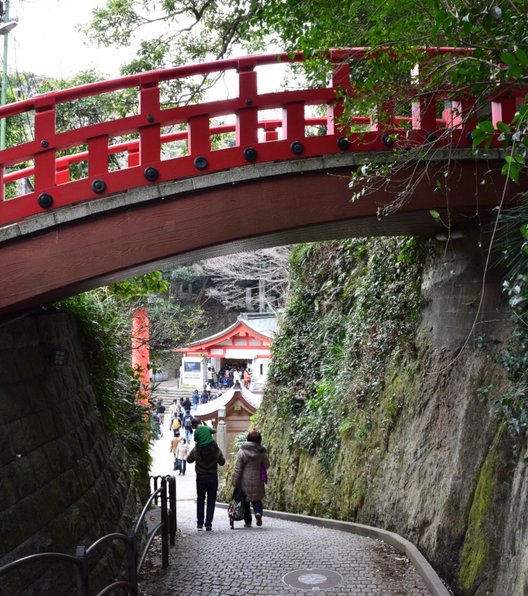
[247,234,528,595]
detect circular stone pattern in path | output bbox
[282,568,343,591]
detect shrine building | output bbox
[174,312,277,391]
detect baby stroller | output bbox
[227,489,246,529]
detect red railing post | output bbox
[34,103,57,195]
[140,81,161,164]
[264,122,279,141]
[328,52,352,137]
[375,101,396,132]
[128,147,140,167]
[188,115,210,156]
[236,65,258,148]
[88,136,109,178]
[282,103,305,143]
[410,57,437,137]
[492,94,517,126]
[412,92,437,134]
[56,162,70,184]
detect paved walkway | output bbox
[139,419,440,595]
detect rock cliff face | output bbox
[256,234,528,595]
[0,312,142,595]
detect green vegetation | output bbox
[55,275,208,498]
[259,237,426,473]
[471,204,528,440]
[56,291,153,498]
[459,437,499,591]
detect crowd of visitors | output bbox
[206,365,252,390]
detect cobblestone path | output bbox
[138,498,432,596]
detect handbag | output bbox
[230,489,246,521]
[260,463,268,484]
[173,459,180,471]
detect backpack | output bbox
[184,416,192,428]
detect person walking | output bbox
[243,368,251,389]
[232,430,269,527]
[168,399,179,422]
[156,400,166,426]
[187,437,226,531]
[171,416,181,437]
[182,412,194,443]
[175,438,189,475]
[170,432,181,472]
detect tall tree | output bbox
[83,0,263,83]
[193,246,292,312]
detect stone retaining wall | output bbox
[0,312,141,595]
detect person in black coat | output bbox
[187,441,225,531]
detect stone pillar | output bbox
[419,230,509,350]
[217,420,228,460]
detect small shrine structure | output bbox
[174,312,277,391]
[194,383,262,456]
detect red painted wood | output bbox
[88,137,109,177]
[0,49,525,314]
[0,49,522,227]
[132,307,151,404]
[0,159,519,314]
[183,322,273,353]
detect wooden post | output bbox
[132,307,151,405]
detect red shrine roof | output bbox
[173,313,277,357]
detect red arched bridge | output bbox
[0,49,524,314]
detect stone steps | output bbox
[152,384,194,406]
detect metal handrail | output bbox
[134,485,164,535]
[137,521,163,573]
[0,475,176,596]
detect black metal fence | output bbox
[0,475,176,596]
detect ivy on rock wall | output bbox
[249,233,527,595]
[258,236,426,486]
[55,293,153,499]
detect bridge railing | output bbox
[0,475,176,596]
[0,48,522,227]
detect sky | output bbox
[7,0,131,79]
[4,0,287,99]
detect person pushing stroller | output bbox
[232,430,269,527]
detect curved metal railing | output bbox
[0,475,176,596]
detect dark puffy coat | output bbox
[187,442,225,475]
[232,441,269,502]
